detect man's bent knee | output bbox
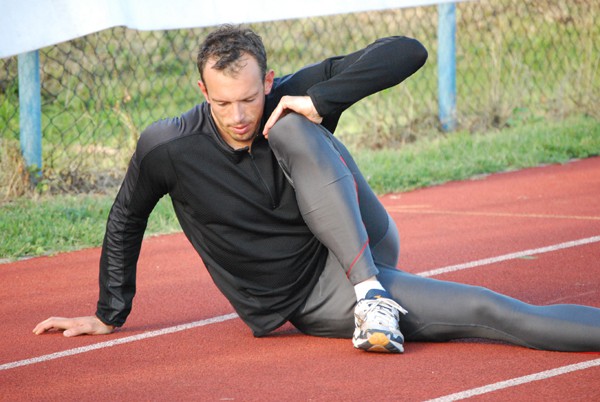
[268,113,327,156]
[268,113,312,138]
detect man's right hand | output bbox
[33,316,115,337]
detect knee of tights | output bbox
[268,113,326,155]
[467,286,525,323]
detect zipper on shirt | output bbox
[249,153,278,209]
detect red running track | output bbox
[1,157,600,401]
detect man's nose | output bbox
[232,103,245,122]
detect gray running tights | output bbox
[268,113,600,352]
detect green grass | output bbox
[0,195,180,261]
[356,115,600,194]
[1,115,598,261]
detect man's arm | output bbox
[96,124,176,329]
[306,36,428,119]
[263,36,428,135]
[34,122,175,336]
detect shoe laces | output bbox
[357,297,408,328]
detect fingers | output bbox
[263,96,322,137]
[32,316,70,335]
[33,316,114,337]
[263,102,287,138]
[63,323,92,338]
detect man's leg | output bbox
[269,113,406,352]
[378,267,600,352]
[325,133,400,270]
[288,219,402,339]
[293,261,600,351]
[327,126,600,352]
[289,251,356,338]
[268,113,380,286]
[326,127,600,352]
[270,114,600,352]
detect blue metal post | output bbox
[438,2,457,132]
[18,50,43,181]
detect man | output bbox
[34,25,600,353]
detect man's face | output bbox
[198,55,274,150]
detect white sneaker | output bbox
[352,290,408,353]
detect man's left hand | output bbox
[263,96,323,138]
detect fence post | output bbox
[18,50,42,182]
[437,2,457,132]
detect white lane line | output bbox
[0,313,238,371]
[417,236,600,277]
[387,207,600,221]
[425,358,600,402]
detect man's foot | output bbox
[352,289,408,353]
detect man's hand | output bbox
[33,316,115,337]
[263,95,323,138]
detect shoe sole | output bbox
[353,332,404,353]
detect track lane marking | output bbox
[387,207,600,221]
[425,358,600,402]
[417,236,600,277]
[0,313,238,371]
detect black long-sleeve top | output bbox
[96,36,428,336]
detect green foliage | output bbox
[0,194,179,261]
[356,116,600,194]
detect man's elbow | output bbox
[414,39,429,68]
[399,36,429,70]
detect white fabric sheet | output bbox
[0,0,460,58]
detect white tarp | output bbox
[0,0,458,59]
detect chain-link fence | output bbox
[1,0,598,199]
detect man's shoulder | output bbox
[136,103,209,159]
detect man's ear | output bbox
[264,70,275,95]
[198,80,209,102]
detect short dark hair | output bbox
[197,25,268,82]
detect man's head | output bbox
[197,25,274,149]
[197,25,268,82]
